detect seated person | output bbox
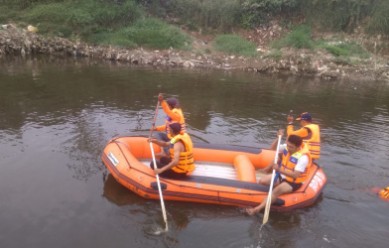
[149,122,194,179]
[287,112,321,160]
[154,93,187,156]
[246,133,312,215]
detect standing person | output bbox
[154,93,186,155]
[245,134,312,215]
[149,123,194,179]
[287,112,321,160]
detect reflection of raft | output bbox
[103,173,146,206]
[101,136,327,211]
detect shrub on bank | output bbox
[140,0,242,31]
[367,0,389,36]
[318,41,370,59]
[213,34,257,57]
[272,25,314,49]
[88,18,191,49]
[121,18,191,49]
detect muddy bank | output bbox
[1,24,388,81]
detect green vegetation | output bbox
[318,41,370,59]
[0,0,388,55]
[367,0,389,35]
[213,34,257,57]
[125,18,190,49]
[240,0,299,28]
[157,0,242,31]
[0,0,189,49]
[272,25,314,49]
[272,25,370,59]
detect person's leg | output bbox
[156,132,170,156]
[150,156,171,170]
[258,173,281,186]
[160,169,187,179]
[154,156,187,179]
[156,132,170,142]
[246,181,293,215]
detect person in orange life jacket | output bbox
[245,134,312,215]
[149,122,194,179]
[255,129,286,186]
[287,112,321,160]
[153,93,186,156]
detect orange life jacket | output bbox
[169,133,194,174]
[379,186,389,201]
[303,124,321,160]
[161,101,186,139]
[279,144,312,184]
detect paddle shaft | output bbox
[262,135,282,225]
[149,100,169,232]
[149,142,168,231]
[149,100,160,138]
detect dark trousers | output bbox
[150,156,187,179]
[156,132,170,155]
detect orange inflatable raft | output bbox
[101,136,327,211]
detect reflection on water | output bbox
[1,58,389,248]
[103,174,147,206]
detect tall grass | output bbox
[1,0,190,50]
[213,34,257,57]
[121,18,191,49]
[88,18,191,49]
[272,25,314,49]
[367,0,389,35]
[301,0,375,32]
[241,0,300,28]
[318,41,370,58]
[155,0,242,31]
[10,0,144,38]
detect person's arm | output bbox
[154,124,166,131]
[155,142,182,174]
[287,125,309,137]
[161,100,181,121]
[149,138,170,147]
[286,113,309,137]
[260,163,274,173]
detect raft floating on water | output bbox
[101,136,327,211]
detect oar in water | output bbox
[148,99,168,233]
[262,134,282,225]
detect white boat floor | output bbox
[141,160,264,181]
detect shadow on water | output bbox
[102,173,147,206]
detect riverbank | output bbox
[1,23,388,81]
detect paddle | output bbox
[262,134,282,225]
[148,99,169,232]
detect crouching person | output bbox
[149,122,194,179]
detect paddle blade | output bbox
[262,135,281,225]
[262,195,272,224]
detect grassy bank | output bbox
[0,0,191,49]
[272,25,370,61]
[0,0,388,58]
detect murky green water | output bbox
[0,57,388,248]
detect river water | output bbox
[0,57,388,248]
